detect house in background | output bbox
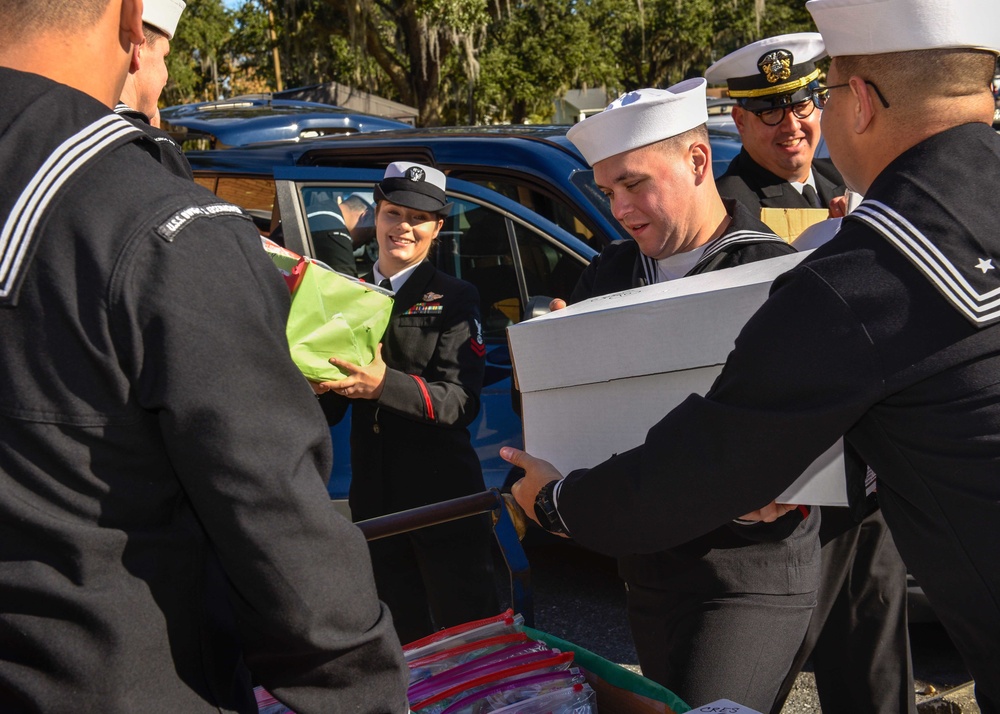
[554,88,611,125]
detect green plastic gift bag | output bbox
[285,259,394,382]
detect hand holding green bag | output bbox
[284,259,394,382]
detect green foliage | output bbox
[224,0,273,92]
[420,0,490,33]
[474,0,620,124]
[269,0,364,88]
[163,0,234,105]
[165,0,822,124]
[708,0,815,64]
[343,0,491,124]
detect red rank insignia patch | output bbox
[469,317,485,356]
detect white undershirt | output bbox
[372,260,421,291]
[655,243,710,282]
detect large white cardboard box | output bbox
[507,251,847,507]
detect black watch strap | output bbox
[533,480,568,535]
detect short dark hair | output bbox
[0,0,109,36]
[836,49,996,106]
[142,22,168,47]
[654,124,710,157]
[340,195,371,214]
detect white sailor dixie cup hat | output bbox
[705,33,826,112]
[566,78,708,167]
[143,0,187,40]
[806,0,1000,57]
[374,161,452,214]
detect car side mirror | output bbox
[522,295,554,321]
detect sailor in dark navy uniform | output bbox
[317,162,500,645]
[707,33,845,218]
[569,197,796,299]
[305,194,366,275]
[508,1,1000,710]
[560,82,818,712]
[708,34,914,714]
[0,3,407,712]
[115,0,192,180]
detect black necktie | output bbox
[801,183,822,208]
[379,278,392,291]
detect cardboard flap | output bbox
[760,207,829,243]
[508,251,807,394]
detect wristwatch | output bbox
[533,480,569,535]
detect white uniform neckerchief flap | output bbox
[846,123,1000,328]
[113,101,147,122]
[0,71,144,307]
[694,229,788,271]
[637,201,787,284]
[693,199,788,274]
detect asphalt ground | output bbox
[492,538,974,713]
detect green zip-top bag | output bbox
[262,238,393,382]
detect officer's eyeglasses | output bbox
[750,98,817,126]
[812,81,891,110]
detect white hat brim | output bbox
[143,0,186,39]
[807,0,1000,57]
[567,78,709,167]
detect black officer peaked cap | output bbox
[705,32,827,111]
[736,82,819,112]
[724,54,820,97]
[374,161,452,215]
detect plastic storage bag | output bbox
[411,651,575,712]
[404,610,525,663]
[490,683,597,714]
[408,633,530,685]
[439,669,588,714]
[408,641,555,703]
[284,259,393,382]
[261,236,393,382]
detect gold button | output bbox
[373,424,381,434]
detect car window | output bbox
[209,176,277,235]
[441,199,587,340]
[295,186,585,342]
[435,199,586,342]
[513,221,585,305]
[441,198,520,340]
[450,171,627,251]
[214,176,275,213]
[299,186,377,276]
[296,186,516,336]
[461,176,596,244]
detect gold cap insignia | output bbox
[758,50,793,84]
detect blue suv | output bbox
[160,97,413,149]
[185,125,743,505]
